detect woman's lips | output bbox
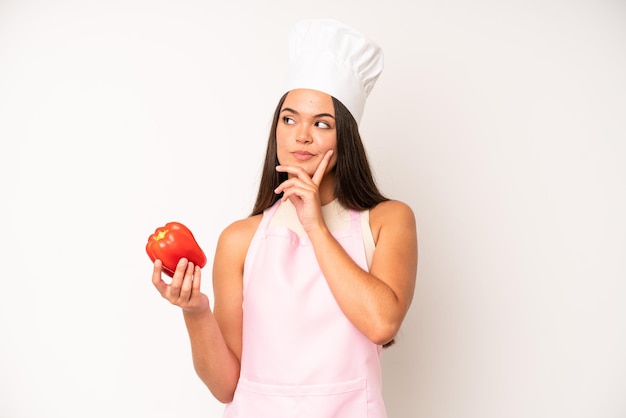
[292,151,315,161]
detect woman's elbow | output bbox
[196,370,238,404]
[365,319,401,346]
[210,386,235,404]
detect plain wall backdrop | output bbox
[1,1,625,417]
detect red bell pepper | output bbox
[146,221,207,277]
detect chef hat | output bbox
[284,18,384,125]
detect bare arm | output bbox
[307,200,417,345]
[152,216,259,403]
[182,301,240,403]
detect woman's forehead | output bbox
[282,89,335,115]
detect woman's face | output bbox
[275,89,338,177]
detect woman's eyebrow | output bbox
[280,107,335,119]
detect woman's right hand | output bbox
[152,258,210,314]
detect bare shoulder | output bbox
[213,214,263,290]
[217,214,263,256]
[370,199,415,220]
[370,200,416,241]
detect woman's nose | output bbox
[296,126,312,143]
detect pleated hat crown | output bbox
[284,19,384,125]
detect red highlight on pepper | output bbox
[146,222,207,277]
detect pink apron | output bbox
[223,200,387,418]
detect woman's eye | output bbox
[283,116,295,125]
[316,121,331,129]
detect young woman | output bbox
[152,19,417,418]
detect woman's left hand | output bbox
[274,150,333,233]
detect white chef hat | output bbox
[284,18,384,125]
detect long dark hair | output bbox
[251,92,388,216]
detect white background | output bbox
[1,1,625,417]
